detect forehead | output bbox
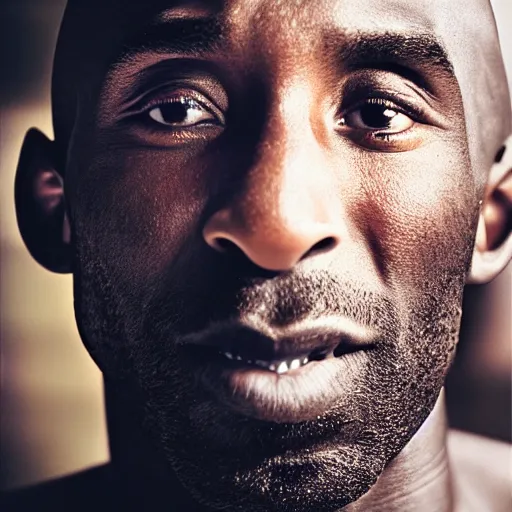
[72,0,463,108]
[59,0,496,113]
[81,0,453,49]
[84,0,460,28]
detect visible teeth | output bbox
[289,358,301,370]
[222,353,311,372]
[276,361,289,374]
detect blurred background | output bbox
[1,0,511,492]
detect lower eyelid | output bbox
[355,128,426,152]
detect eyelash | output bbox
[135,89,224,129]
[335,94,430,150]
[341,95,425,124]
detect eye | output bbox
[147,95,219,128]
[339,98,414,134]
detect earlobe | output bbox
[15,128,72,273]
[468,135,512,284]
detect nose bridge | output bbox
[237,83,330,229]
[203,81,343,271]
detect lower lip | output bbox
[191,350,371,423]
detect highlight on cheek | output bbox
[399,152,461,215]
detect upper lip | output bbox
[178,316,377,363]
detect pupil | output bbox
[160,101,190,123]
[361,104,397,129]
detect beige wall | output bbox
[1,0,510,491]
[0,1,108,491]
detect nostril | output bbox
[313,237,337,252]
[303,236,338,259]
[208,237,281,278]
[215,237,237,252]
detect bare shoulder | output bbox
[448,429,512,512]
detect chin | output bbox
[164,436,385,512]
[141,366,436,512]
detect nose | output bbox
[203,122,343,272]
[204,207,340,271]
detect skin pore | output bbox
[15,0,512,511]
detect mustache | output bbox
[143,264,400,346]
[240,272,395,327]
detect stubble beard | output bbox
[73,243,465,511]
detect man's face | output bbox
[63,0,479,509]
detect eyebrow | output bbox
[110,17,455,94]
[324,31,455,90]
[115,17,222,66]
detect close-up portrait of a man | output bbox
[1,0,511,511]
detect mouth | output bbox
[178,317,377,423]
[218,338,362,374]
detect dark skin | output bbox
[14,0,512,510]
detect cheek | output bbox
[360,142,478,290]
[70,148,208,284]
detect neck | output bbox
[104,379,205,510]
[105,382,453,511]
[344,390,453,512]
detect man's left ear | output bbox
[468,135,512,284]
